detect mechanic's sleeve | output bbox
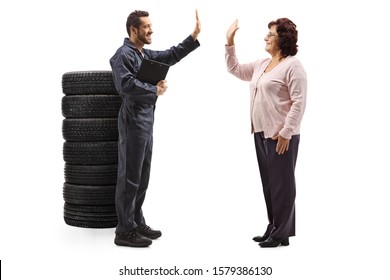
[110,49,158,105]
[147,35,200,66]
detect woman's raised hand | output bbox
[226,19,239,46]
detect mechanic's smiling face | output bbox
[135,16,153,45]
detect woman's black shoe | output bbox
[259,237,289,248]
[253,235,269,242]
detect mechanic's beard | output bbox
[138,33,152,45]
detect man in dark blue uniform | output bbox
[110,10,201,247]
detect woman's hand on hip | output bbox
[272,134,290,155]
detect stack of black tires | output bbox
[61,71,121,228]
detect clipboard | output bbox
[136,58,170,85]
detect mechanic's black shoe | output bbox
[114,230,152,247]
[136,224,162,239]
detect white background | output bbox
[1,0,389,279]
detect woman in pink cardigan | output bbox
[225,18,307,248]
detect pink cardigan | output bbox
[225,45,307,139]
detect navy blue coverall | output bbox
[110,35,200,234]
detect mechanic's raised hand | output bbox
[191,9,201,41]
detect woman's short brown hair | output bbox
[268,18,298,57]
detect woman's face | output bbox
[264,25,279,56]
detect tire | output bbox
[64,203,117,228]
[63,141,118,165]
[64,164,117,186]
[62,95,122,118]
[62,118,118,142]
[64,203,116,214]
[61,70,120,229]
[63,183,116,205]
[62,71,118,95]
[64,217,117,228]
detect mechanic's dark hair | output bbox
[268,18,298,57]
[126,10,149,36]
